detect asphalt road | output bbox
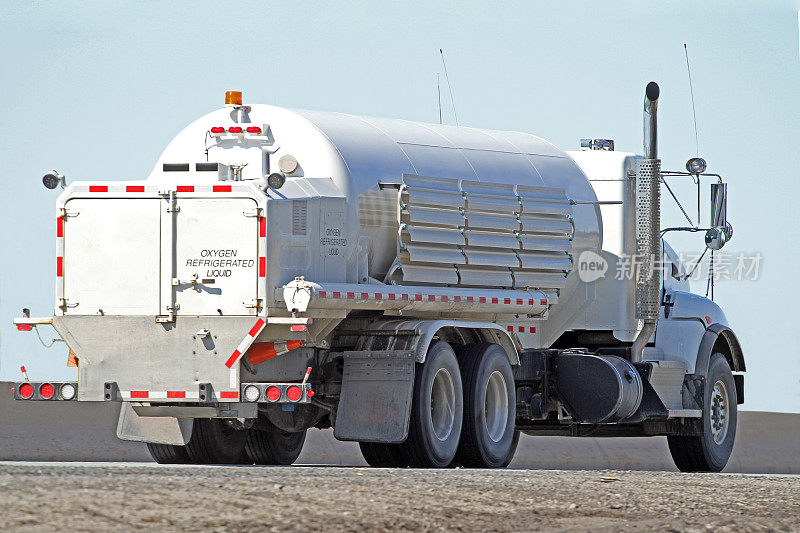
[1,462,798,532]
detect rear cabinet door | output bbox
[63,199,161,315]
[167,198,259,316]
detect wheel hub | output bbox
[483,371,509,443]
[709,380,729,444]
[430,368,456,441]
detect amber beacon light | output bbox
[225,91,243,105]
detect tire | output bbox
[245,427,306,465]
[185,418,250,464]
[147,442,191,464]
[454,343,517,468]
[500,430,521,468]
[359,442,408,468]
[668,353,737,472]
[397,341,463,468]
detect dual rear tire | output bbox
[360,341,517,469]
[147,418,306,465]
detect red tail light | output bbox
[246,126,261,134]
[265,386,281,402]
[228,127,243,134]
[286,385,302,402]
[19,383,34,399]
[306,389,315,398]
[210,126,225,134]
[39,383,55,399]
[16,324,32,331]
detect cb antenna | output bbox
[437,73,442,124]
[684,43,700,156]
[439,48,458,126]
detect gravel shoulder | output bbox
[1,463,798,532]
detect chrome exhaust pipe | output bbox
[632,82,661,363]
[643,81,659,160]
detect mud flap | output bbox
[116,403,193,446]
[333,350,415,443]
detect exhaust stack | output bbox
[631,82,661,363]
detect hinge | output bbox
[243,207,263,218]
[58,208,80,219]
[243,298,263,309]
[58,297,78,309]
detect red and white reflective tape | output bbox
[74,184,248,194]
[118,390,239,400]
[225,318,267,369]
[316,291,546,307]
[55,215,65,306]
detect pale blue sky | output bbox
[1,1,798,412]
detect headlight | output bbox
[243,385,261,402]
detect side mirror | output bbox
[707,182,732,250]
[705,224,733,251]
[710,182,727,228]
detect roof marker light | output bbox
[225,91,243,105]
[210,127,225,134]
[228,126,243,134]
[246,126,261,134]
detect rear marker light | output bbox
[266,386,281,402]
[210,127,225,134]
[16,324,32,331]
[19,383,34,399]
[228,127,243,134]
[60,383,76,400]
[306,389,315,398]
[286,385,302,402]
[246,126,261,134]
[243,385,260,402]
[39,383,55,399]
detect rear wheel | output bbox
[454,343,517,468]
[397,341,463,468]
[359,442,408,468]
[185,418,250,464]
[668,353,737,472]
[245,426,306,465]
[147,442,191,464]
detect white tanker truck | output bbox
[14,83,744,471]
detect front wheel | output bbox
[667,353,737,472]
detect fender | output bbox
[694,323,745,376]
[358,319,520,365]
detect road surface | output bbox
[1,462,797,532]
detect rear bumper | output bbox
[50,315,271,402]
